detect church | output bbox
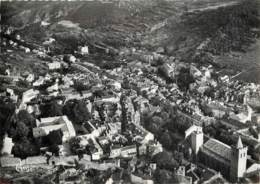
[191,128,248,182]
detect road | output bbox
[188,1,238,13]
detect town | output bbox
[0,0,260,184]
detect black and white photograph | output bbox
[0,0,260,183]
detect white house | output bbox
[33,116,76,142]
[33,77,45,87]
[48,61,61,70]
[79,46,89,55]
[1,135,14,155]
[26,74,35,83]
[69,55,76,63]
[22,89,39,104]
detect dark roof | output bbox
[201,138,231,162]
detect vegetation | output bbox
[177,67,194,91]
[40,101,63,118]
[63,99,91,124]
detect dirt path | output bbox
[188,1,238,13]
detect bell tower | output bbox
[230,136,247,182]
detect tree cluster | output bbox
[63,99,91,124]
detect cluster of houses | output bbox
[1,24,260,183]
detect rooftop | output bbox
[201,138,231,162]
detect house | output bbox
[33,116,76,142]
[1,135,14,155]
[252,113,260,125]
[43,38,55,45]
[202,173,227,184]
[244,163,260,182]
[22,89,39,104]
[48,61,61,70]
[41,21,50,27]
[141,131,154,144]
[110,144,122,158]
[33,77,45,87]
[236,126,260,142]
[0,156,21,167]
[229,105,254,123]
[49,155,79,166]
[130,174,154,184]
[26,74,35,83]
[79,45,89,55]
[98,136,110,147]
[47,82,59,92]
[69,55,76,63]
[91,149,103,161]
[6,88,18,102]
[121,145,137,158]
[58,144,72,156]
[21,156,47,165]
[95,95,120,104]
[24,47,30,53]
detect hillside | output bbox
[1,0,260,82]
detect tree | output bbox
[48,144,60,156]
[40,101,63,118]
[73,81,90,92]
[47,129,63,145]
[9,121,29,141]
[159,131,173,149]
[69,137,81,155]
[12,139,40,159]
[17,110,36,128]
[152,151,179,170]
[16,79,30,88]
[154,169,173,184]
[0,97,15,135]
[16,122,29,138]
[63,100,91,124]
[120,94,127,133]
[177,67,194,91]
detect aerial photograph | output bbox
[0,0,260,183]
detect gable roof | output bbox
[201,138,231,162]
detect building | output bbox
[252,113,260,125]
[21,156,47,166]
[22,89,39,104]
[1,135,14,155]
[121,145,137,158]
[33,77,45,87]
[229,105,254,123]
[199,137,248,182]
[0,156,21,167]
[110,145,122,158]
[230,137,248,182]
[185,125,203,139]
[49,155,79,166]
[191,128,203,155]
[79,46,89,55]
[244,163,260,183]
[33,116,76,142]
[48,61,61,70]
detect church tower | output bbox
[191,129,204,155]
[230,136,248,182]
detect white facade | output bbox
[33,116,76,142]
[48,62,61,70]
[22,89,39,104]
[191,129,204,155]
[1,136,14,155]
[230,137,248,182]
[80,46,89,55]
